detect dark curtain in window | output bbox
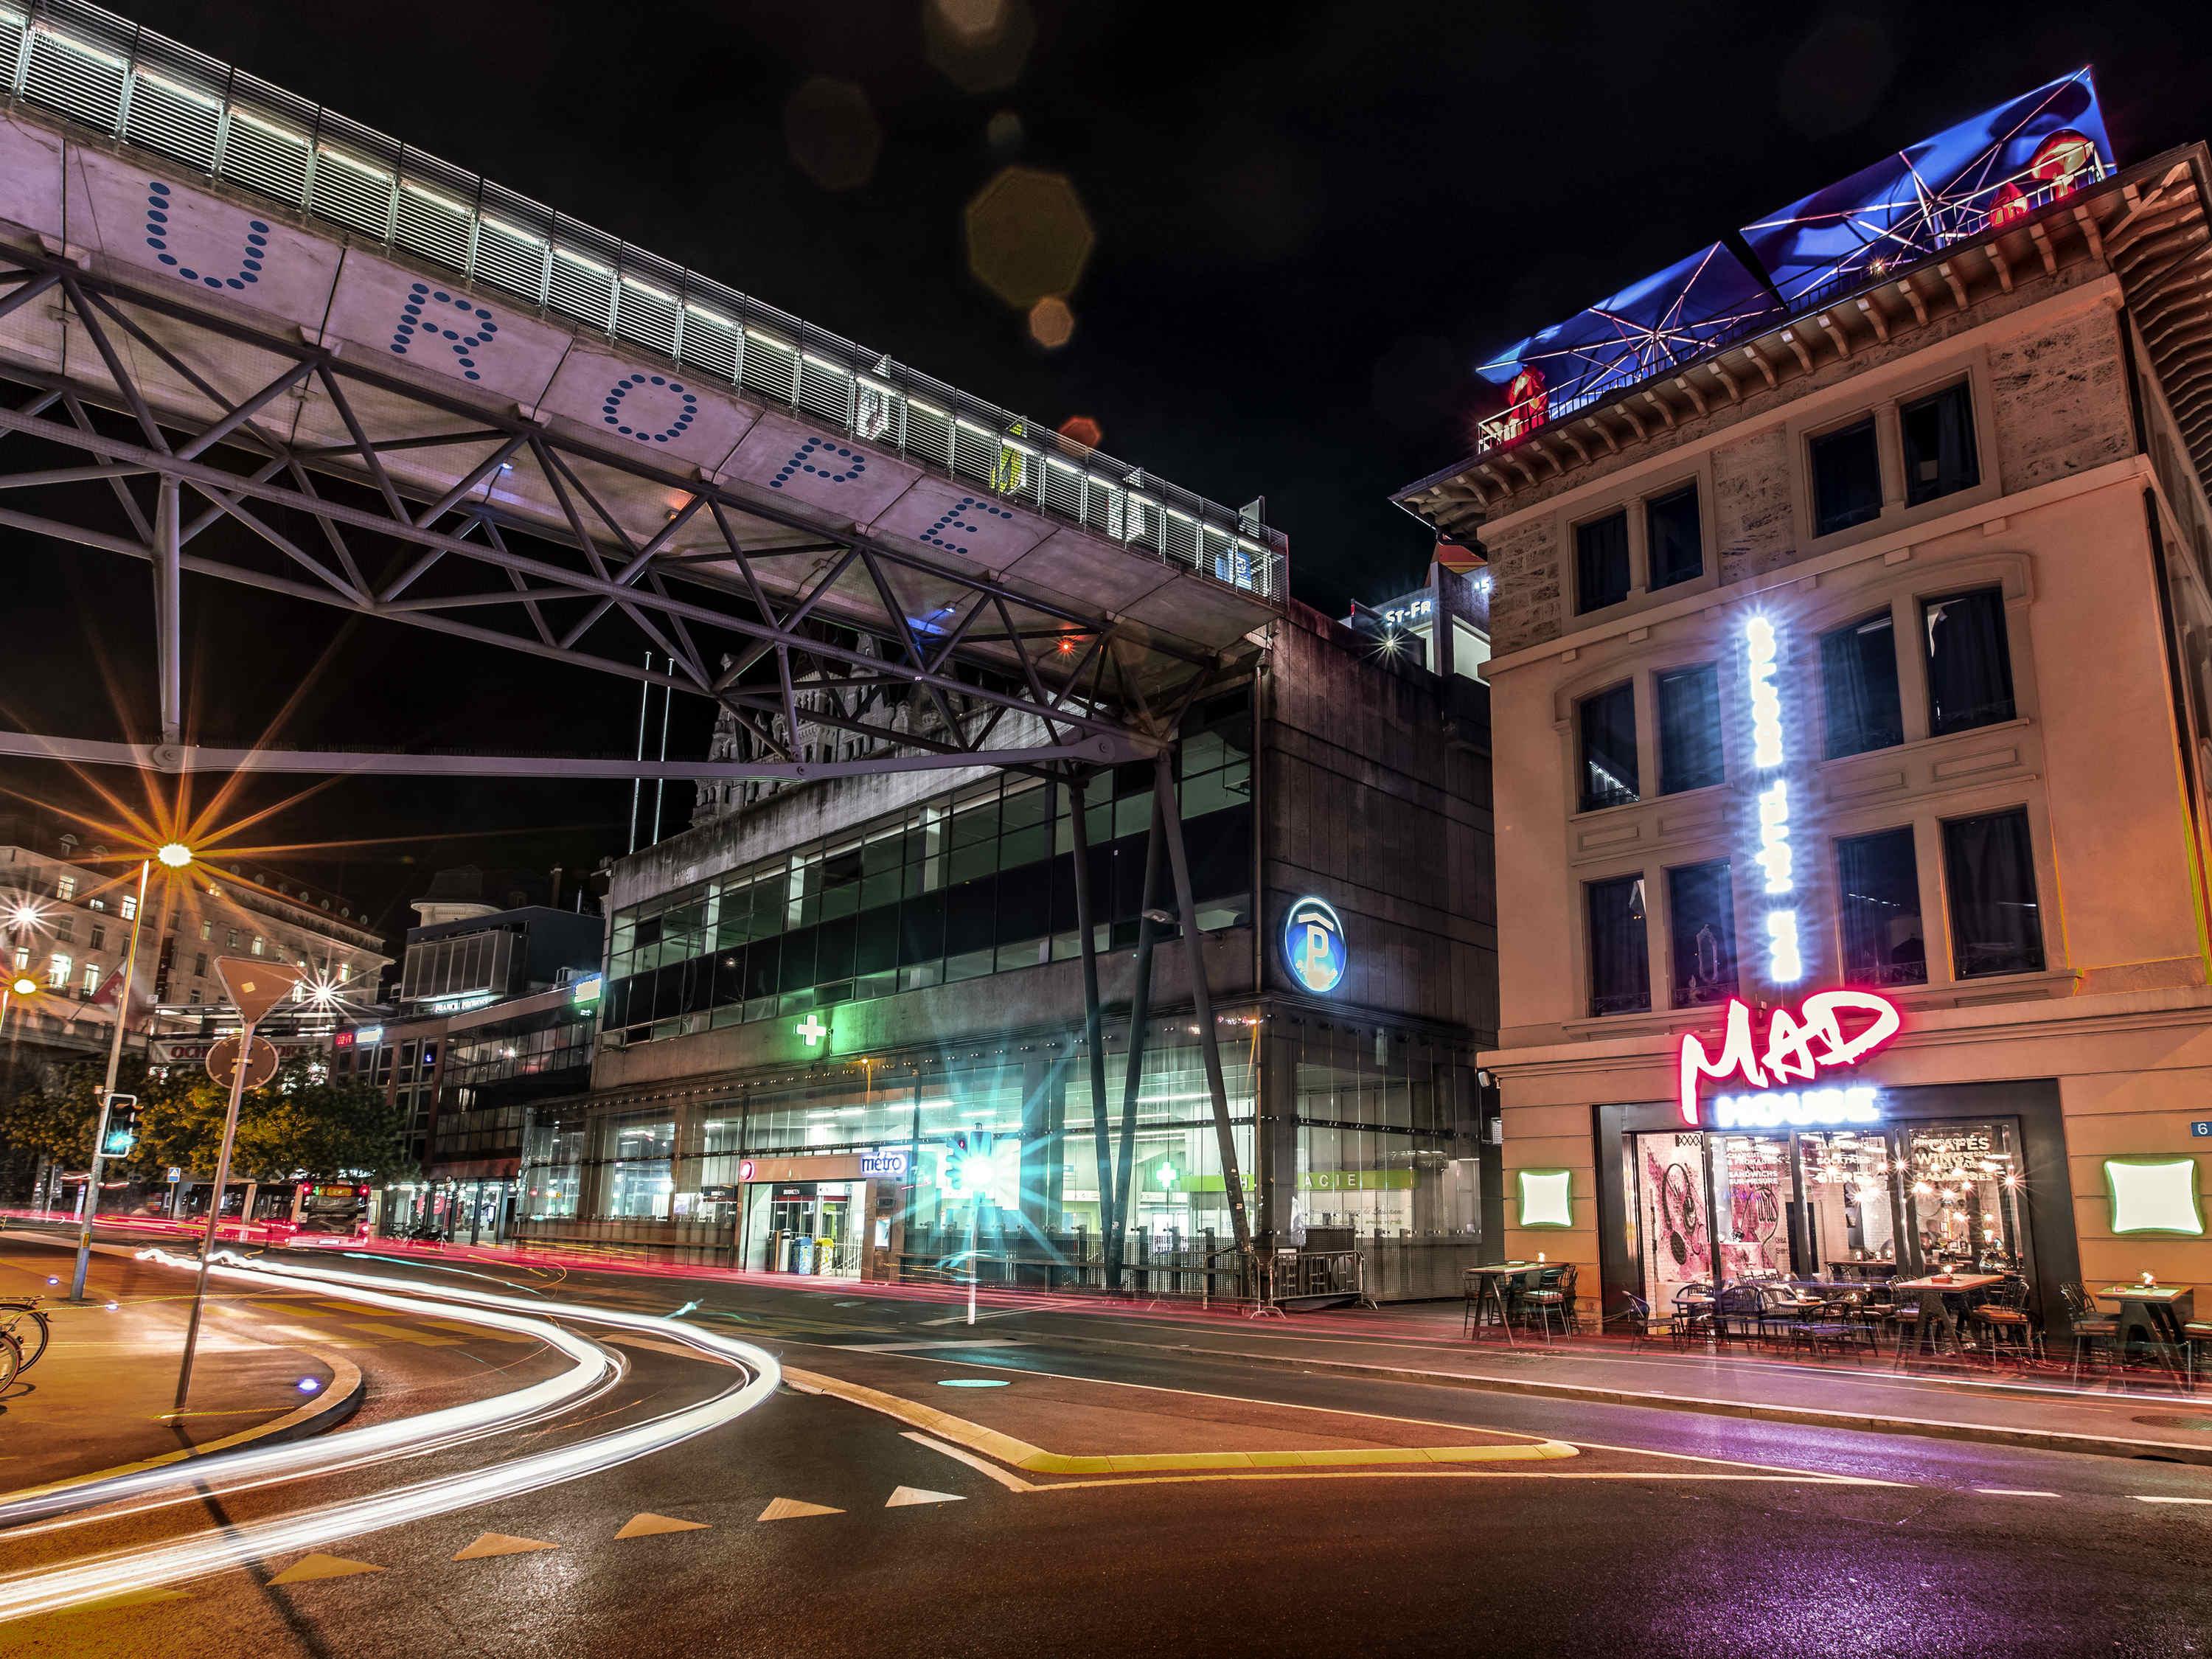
[1657,665,1724,793]
[1587,874,1651,1015]
[1924,588,2015,735]
[1646,483,1703,590]
[1836,827,1926,987]
[1902,382,1979,505]
[1943,808,2044,978]
[1579,682,1639,811]
[1811,417,1882,535]
[1666,860,1738,1006]
[1820,613,1905,757]
[1576,510,1630,612]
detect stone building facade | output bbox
[1399,139,2212,1333]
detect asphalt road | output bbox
[14,1248,2212,1659]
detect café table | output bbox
[1891,1272,2006,1359]
[1463,1262,1543,1344]
[2095,1284,2197,1380]
[1829,1260,1899,1281]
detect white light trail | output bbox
[0,1253,779,1622]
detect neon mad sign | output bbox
[1677,990,1902,1127]
[1744,615,1802,984]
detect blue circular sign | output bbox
[1284,896,1348,995]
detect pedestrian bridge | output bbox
[0,0,1284,774]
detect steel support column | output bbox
[153,475,180,747]
[1063,769,1115,1279]
[1109,787,1167,1290]
[1155,747,1252,1258]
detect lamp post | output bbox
[70,856,156,1304]
[173,953,301,1411]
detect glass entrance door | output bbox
[1631,1131,1713,1310]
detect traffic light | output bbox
[99,1094,139,1159]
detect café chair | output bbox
[1520,1264,1577,1342]
[1672,1282,1717,1346]
[1967,1278,2039,1367]
[2059,1283,2118,1385]
[1716,1281,1767,1347]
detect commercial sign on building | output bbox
[1676,991,1902,1127]
[1284,896,1347,996]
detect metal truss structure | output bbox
[0,253,1240,785]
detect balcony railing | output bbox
[0,0,1286,604]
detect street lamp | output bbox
[72,857,154,1303]
[155,841,192,869]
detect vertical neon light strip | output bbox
[1745,616,1802,982]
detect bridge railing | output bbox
[0,0,1287,605]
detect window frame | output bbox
[1583,871,1652,1018]
[1574,681,1641,813]
[1899,377,1980,507]
[1654,662,1725,796]
[1806,414,1885,538]
[1571,507,1632,615]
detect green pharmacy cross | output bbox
[796,1013,828,1048]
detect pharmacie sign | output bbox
[1675,990,1901,1129]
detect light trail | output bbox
[0,1249,620,1533]
[0,1253,780,1622]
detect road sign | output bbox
[213,957,306,1025]
[206,1034,281,1091]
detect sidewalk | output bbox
[1009,1298,2212,1465]
[0,1235,361,1500]
[79,1222,2212,1468]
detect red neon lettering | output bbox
[1676,990,1901,1125]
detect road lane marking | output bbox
[886,1486,964,1507]
[782,1343,1902,1486]
[615,1512,709,1539]
[900,1431,1034,1492]
[2135,1495,2212,1505]
[1975,1488,2061,1497]
[453,1532,557,1559]
[344,1321,462,1347]
[924,1310,1026,1326]
[269,1554,383,1584]
[784,1366,1579,1477]
[607,1334,709,1360]
[759,1498,842,1521]
[846,1339,1029,1353]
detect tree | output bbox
[0,1053,414,1184]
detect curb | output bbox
[0,1234,367,1513]
[1029,1329,2212,1468]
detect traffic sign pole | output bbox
[174,957,304,1411]
[71,859,149,1304]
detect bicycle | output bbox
[0,1297,49,1372]
[0,1329,20,1392]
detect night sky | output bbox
[7,0,2211,945]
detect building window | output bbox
[1809,416,1882,536]
[86,896,105,911]
[88,924,105,951]
[1575,509,1631,613]
[47,952,70,988]
[1577,683,1640,812]
[225,928,239,948]
[1586,874,1650,1016]
[1901,380,1978,506]
[1820,611,1905,758]
[188,988,201,1004]
[1836,827,1926,988]
[10,946,24,971]
[198,919,211,939]
[80,962,100,996]
[54,874,75,900]
[1655,665,1723,794]
[1943,808,2044,978]
[193,952,208,978]
[119,894,136,920]
[1923,588,2015,736]
[1666,860,1738,1006]
[251,936,265,957]
[338,962,352,983]
[1646,482,1702,590]
[55,917,73,943]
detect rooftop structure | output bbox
[1399,69,2131,517]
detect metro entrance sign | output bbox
[1676,990,1902,1127]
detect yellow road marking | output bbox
[342,1321,461,1348]
[783,1366,1576,1477]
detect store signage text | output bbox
[1677,990,1902,1126]
[1711,1085,1881,1130]
[859,1151,908,1179]
[1744,616,1802,984]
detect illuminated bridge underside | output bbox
[0,102,1276,779]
